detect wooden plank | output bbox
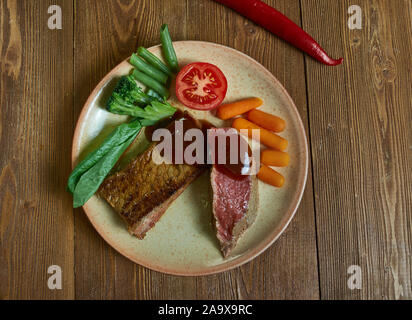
[0,0,74,299]
[188,0,319,299]
[73,0,146,300]
[301,0,412,299]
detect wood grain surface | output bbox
[301,0,412,299]
[0,0,410,300]
[0,0,74,299]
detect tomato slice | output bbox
[175,62,228,111]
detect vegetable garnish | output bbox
[175,62,227,111]
[130,53,169,85]
[132,69,170,99]
[106,75,175,119]
[214,0,343,66]
[146,88,165,102]
[137,47,173,77]
[72,128,140,208]
[232,117,288,151]
[160,24,179,73]
[261,149,290,167]
[217,97,262,120]
[108,96,176,119]
[247,109,285,133]
[257,164,285,188]
[107,75,152,107]
[106,78,175,119]
[69,24,185,207]
[67,118,143,195]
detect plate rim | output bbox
[72,40,309,276]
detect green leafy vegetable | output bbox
[107,75,152,108]
[106,83,175,119]
[72,130,140,208]
[67,118,142,194]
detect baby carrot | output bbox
[261,149,290,167]
[257,164,285,187]
[217,97,263,120]
[247,109,286,132]
[232,118,288,151]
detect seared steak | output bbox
[99,116,206,239]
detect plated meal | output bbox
[70,25,308,275]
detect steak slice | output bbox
[209,129,259,257]
[98,116,206,239]
[211,166,258,257]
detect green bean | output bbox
[160,24,179,73]
[130,53,169,85]
[146,88,165,102]
[132,69,170,99]
[137,47,173,77]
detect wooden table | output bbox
[0,0,411,300]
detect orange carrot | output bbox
[217,97,263,120]
[232,118,288,151]
[247,109,286,132]
[261,149,290,167]
[257,165,285,187]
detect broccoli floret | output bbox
[107,75,152,110]
[106,92,140,116]
[106,75,176,121]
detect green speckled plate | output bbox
[72,41,308,276]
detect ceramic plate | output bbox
[72,41,308,276]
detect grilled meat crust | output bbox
[98,141,205,239]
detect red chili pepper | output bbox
[214,0,343,66]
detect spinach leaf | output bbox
[67,118,142,193]
[72,128,141,208]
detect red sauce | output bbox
[153,111,252,177]
[207,127,252,177]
